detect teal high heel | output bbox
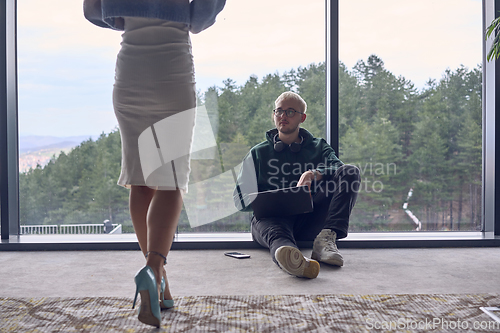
[132,266,161,327]
[160,276,175,309]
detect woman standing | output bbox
[84,0,225,327]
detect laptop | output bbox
[248,185,313,220]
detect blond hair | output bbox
[275,92,307,114]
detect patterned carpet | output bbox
[1,294,500,332]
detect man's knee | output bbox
[320,165,360,196]
[338,164,360,193]
[339,164,360,180]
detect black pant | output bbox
[251,164,360,264]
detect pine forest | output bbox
[19,55,482,233]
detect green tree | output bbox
[341,117,404,230]
[18,59,483,233]
[296,63,326,138]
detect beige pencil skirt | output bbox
[113,17,196,192]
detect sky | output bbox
[17,0,482,137]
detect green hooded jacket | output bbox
[233,127,343,212]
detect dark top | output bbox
[233,127,343,212]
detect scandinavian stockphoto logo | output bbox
[137,104,257,228]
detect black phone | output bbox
[224,252,251,259]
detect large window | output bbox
[339,0,483,232]
[16,0,326,236]
[2,0,498,244]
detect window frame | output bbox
[1,0,19,241]
[485,0,500,237]
[1,0,499,250]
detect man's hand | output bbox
[297,169,322,190]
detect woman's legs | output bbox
[130,186,155,256]
[145,189,183,300]
[130,186,183,300]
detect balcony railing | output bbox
[20,223,122,235]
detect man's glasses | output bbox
[273,108,304,118]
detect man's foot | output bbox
[311,229,344,266]
[275,246,320,278]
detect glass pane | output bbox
[339,0,482,231]
[17,0,325,235]
[17,0,128,235]
[179,0,325,232]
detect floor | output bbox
[1,247,499,298]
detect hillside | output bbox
[19,135,96,172]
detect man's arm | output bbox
[314,139,343,180]
[296,139,343,189]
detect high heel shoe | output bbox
[160,276,175,309]
[132,266,161,327]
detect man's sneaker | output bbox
[275,246,320,279]
[311,229,344,266]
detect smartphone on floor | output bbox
[224,252,251,259]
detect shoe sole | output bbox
[275,246,320,279]
[311,251,344,267]
[138,291,161,328]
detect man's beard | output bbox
[279,123,300,135]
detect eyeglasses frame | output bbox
[273,108,305,118]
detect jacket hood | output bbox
[265,127,314,145]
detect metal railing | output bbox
[20,223,122,235]
[20,225,59,235]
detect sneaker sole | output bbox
[275,246,320,279]
[311,251,344,267]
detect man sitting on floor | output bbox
[233,91,360,279]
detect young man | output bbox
[233,92,360,279]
